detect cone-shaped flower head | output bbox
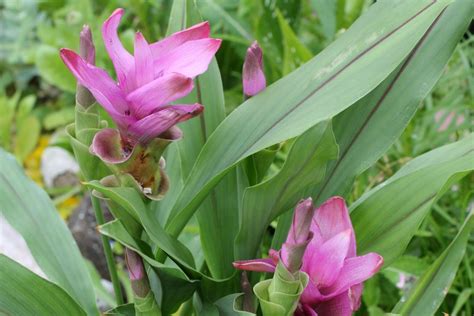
[60,8,221,151]
[243,41,266,97]
[233,197,384,316]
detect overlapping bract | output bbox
[60,8,221,147]
[234,197,383,316]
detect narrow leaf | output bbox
[351,134,474,266]
[0,255,86,316]
[311,0,474,204]
[235,121,338,260]
[0,149,98,315]
[393,210,474,315]
[166,0,452,239]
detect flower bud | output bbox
[76,25,96,108]
[281,198,315,273]
[125,248,148,297]
[243,41,266,97]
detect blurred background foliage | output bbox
[0,0,472,314]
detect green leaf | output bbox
[105,303,136,316]
[235,121,338,260]
[311,0,474,204]
[36,45,76,93]
[99,219,198,315]
[213,294,255,316]
[44,107,76,130]
[310,0,337,40]
[14,115,40,162]
[163,0,243,280]
[165,0,453,240]
[351,134,474,266]
[16,95,36,120]
[392,211,474,315]
[0,255,86,316]
[85,182,196,272]
[276,9,312,75]
[0,149,99,315]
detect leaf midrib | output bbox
[313,8,446,202]
[240,0,437,160]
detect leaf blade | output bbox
[0,149,98,315]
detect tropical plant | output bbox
[0,0,472,315]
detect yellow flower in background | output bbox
[24,135,50,186]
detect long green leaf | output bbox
[0,255,86,316]
[351,134,474,266]
[99,220,199,315]
[85,182,197,273]
[234,121,338,260]
[0,149,98,315]
[165,0,452,239]
[161,0,243,279]
[392,210,474,315]
[311,0,474,204]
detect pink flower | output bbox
[243,41,266,97]
[233,197,384,316]
[60,8,221,147]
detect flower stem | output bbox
[90,194,124,305]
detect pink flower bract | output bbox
[233,197,384,316]
[60,8,221,145]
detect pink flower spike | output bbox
[61,9,221,149]
[150,21,211,59]
[232,196,384,315]
[243,41,266,97]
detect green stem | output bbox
[90,194,124,305]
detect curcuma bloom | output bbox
[233,197,383,316]
[60,9,220,198]
[60,8,221,152]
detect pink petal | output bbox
[314,291,352,316]
[314,197,357,257]
[243,41,266,96]
[150,21,211,59]
[126,73,194,119]
[60,49,131,126]
[153,38,222,78]
[307,230,351,288]
[300,279,324,305]
[323,253,383,296]
[134,32,154,87]
[128,104,203,144]
[232,258,276,273]
[102,8,135,93]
